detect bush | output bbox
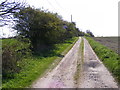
[2,38,31,80]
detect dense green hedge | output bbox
[86,37,120,84]
[14,7,81,52]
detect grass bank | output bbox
[86,37,120,84]
[2,37,78,88]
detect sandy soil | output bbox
[78,38,118,88]
[31,37,81,88]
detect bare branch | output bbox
[0,0,26,26]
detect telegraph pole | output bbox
[71,15,72,22]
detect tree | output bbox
[86,30,94,37]
[13,7,66,52]
[63,21,79,38]
[0,0,26,26]
[13,6,81,52]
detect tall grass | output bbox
[86,37,120,84]
[2,37,78,88]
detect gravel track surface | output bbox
[78,38,118,88]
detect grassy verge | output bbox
[86,37,120,84]
[81,38,84,63]
[2,37,78,88]
[74,37,84,85]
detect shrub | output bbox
[2,38,31,80]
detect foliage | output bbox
[86,37,120,83]
[13,7,80,52]
[2,38,31,80]
[86,30,94,37]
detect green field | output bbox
[2,37,78,88]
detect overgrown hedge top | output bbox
[13,7,81,51]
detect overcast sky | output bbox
[1,0,119,37]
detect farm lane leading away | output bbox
[31,37,118,88]
[31,37,81,88]
[78,38,118,88]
